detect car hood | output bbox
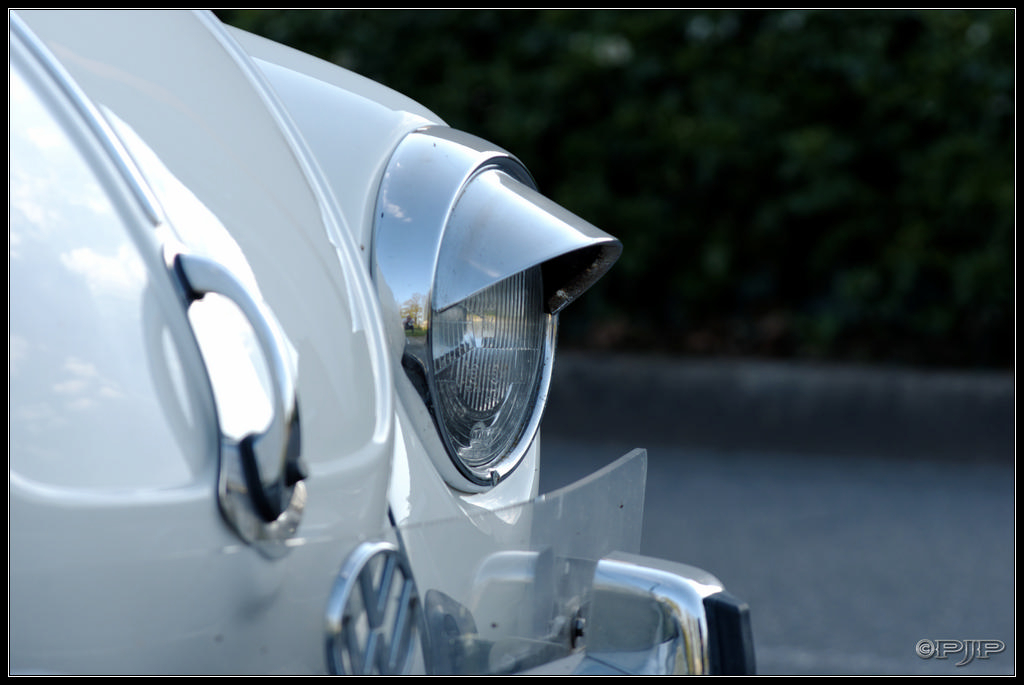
[14,8,397,547]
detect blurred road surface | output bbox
[540,352,1015,675]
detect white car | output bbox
[9,10,754,675]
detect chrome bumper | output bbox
[573,553,755,675]
[329,450,755,675]
[421,551,755,676]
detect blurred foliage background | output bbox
[217,9,1014,370]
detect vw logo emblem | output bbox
[325,541,426,675]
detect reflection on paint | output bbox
[105,107,288,443]
[9,62,204,490]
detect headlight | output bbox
[431,266,550,479]
[374,127,620,490]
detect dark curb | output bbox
[543,351,1015,461]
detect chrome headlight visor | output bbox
[373,127,620,489]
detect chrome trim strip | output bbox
[9,11,164,227]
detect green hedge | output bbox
[218,9,1013,369]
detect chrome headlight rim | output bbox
[373,126,620,491]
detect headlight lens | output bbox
[431,267,549,475]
